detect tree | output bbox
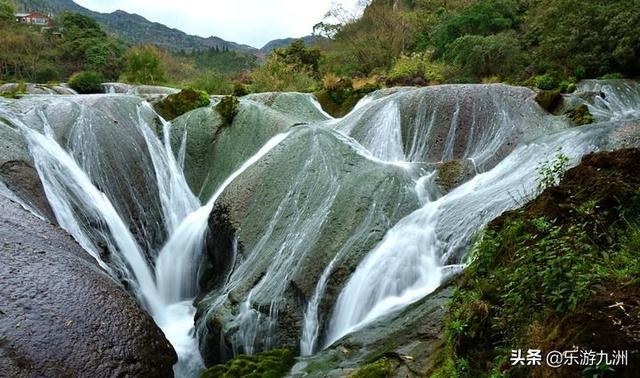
[273,40,322,76]
[431,0,520,57]
[321,0,416,75]
[122,45,166,84]
[445,31,525,80]
[0,0,16,25]
[524,0,640,77]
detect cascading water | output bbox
[1,81,638,376]
[0,96,289,377]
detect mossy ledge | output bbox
[154,88,211,120]
[200,349,294,378]
[566,104,594,126]
[434,148,640,377]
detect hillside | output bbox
[260,35,325,54]
[15,0,258,53]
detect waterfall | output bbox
[0,97,289,377]
[324,125,605,346]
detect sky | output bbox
[74,0,361,48]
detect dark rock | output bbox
[0,195,177,377]
[0,160,56,222]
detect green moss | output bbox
[565,104,594,126]
[1,82,27,99]
[534,89,561,113]
[201,349,294,378]
[154,88,211,120]
[215,95,240,125]
[349,358,393,378]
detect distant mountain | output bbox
[15,0,258,53]
[260,35,326,54]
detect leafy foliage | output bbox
[153,88,210,120]
[436,148,640,376]
[215,95,240,125]
[535,149,569,192]
[68,70,103,94]
[122,45,166,85]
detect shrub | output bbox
[601,72,625,80]
[445,32,524,81]
[190,70,233,95]
[215,95,239,125]
[153,88,210,120]
[249,55,317,93]
[534,89,561,113]
[389,53,425,82]
[68,71,104,94]
[529,73,560,90]
[122,45,166,85]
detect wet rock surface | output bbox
[290,283,454,377]
[195,126,420,363]
[0,194,177,377]
[433,159,477,194]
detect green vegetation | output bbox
[215,95,239,126]
[238,0,639,99]
[153,88,210,120]
[433,148,640,377]
[2,0,639,97]
[349,358,393,378]
[68,71,104,94]
[566,104,594,126]
[200,349,294,378]
[122,45,166,85]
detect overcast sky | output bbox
[74,0,361,48]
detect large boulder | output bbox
[194,125,421,364]
[0,195,177,377]
[334,84,561,170]
[171,93,330,200]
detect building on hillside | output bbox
[15,12,54,27]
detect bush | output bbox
[153,88,210,120]
[215,95,239,125]
[249,55,317,93]
[566,104,594,126]
[445,32,524,81]
[190,70,233,95]
[529,73,560,90]
[68,71,104,94]
[122,45,166,85]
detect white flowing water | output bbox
[324,125,606,346]
[0,100,289,377]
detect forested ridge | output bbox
[1,0,639,103]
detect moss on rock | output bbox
[349,358,393,378]
[215,95,240,125]
[565,104,594,126]
[200,349,294,378]
[434,159,476,194]
[534,89,562,113]
[154,88,211,120]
